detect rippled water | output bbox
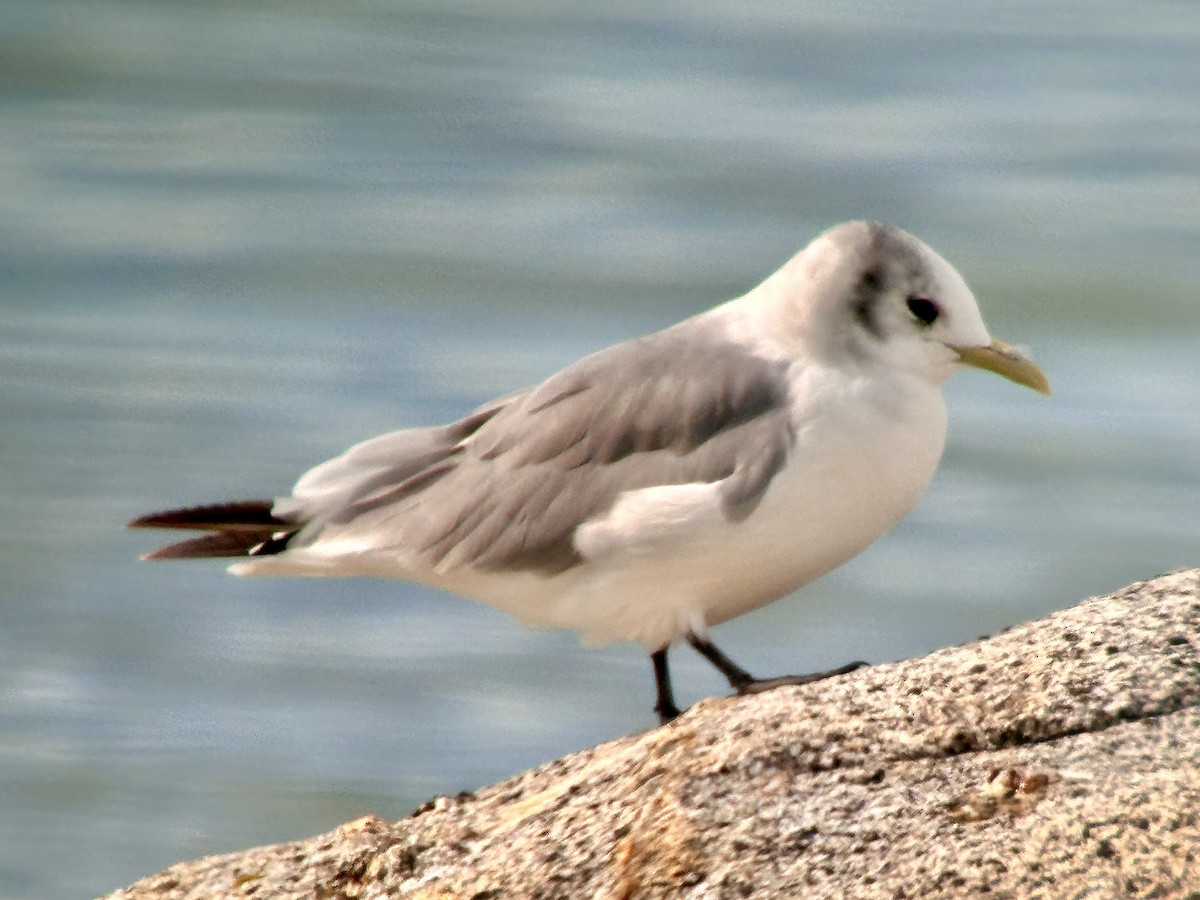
[2,2,1198,896]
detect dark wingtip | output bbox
[139,530,272,560]
[128,500,284,532]
[128,512,168,529]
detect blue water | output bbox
[2,2,1198,896]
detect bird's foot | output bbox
[654,698,683,725]
[730,660,869,696]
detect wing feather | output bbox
[286,322,795,574]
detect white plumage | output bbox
[132,221,1049,722]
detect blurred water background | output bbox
[2,1,1198,896]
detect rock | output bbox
[103,570,1200,899]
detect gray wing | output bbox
[287,321,795,575]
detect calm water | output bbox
[2,2,1199,896]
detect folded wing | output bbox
[131,321,797,576]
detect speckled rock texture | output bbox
[104,570,1200,900]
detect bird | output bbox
[129,221,1049,724]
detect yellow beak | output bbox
[953,339,1051,395]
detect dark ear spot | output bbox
[853,267,886,338]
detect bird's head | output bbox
[773,221,1050,395]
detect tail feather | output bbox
[129,499,297,561]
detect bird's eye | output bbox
[906,296,940,326]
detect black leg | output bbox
[686,632,868,696]
[651,647,681,724]
[685,632,755,691]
